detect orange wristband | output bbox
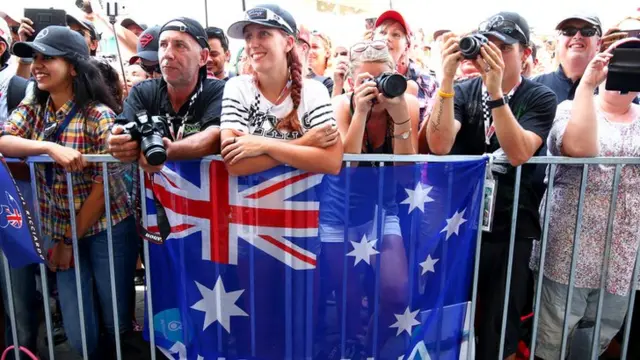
[438,89,455,98]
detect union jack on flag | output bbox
[145,159,322,270]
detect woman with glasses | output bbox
[530,39,640,360]
[318,40,419,356]
[370,10,437,125]
[221,4,342,358]
[0,26,137,358]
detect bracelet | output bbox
[393,117,411,125]
[438,89,455,98]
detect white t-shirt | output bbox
[220,75,335,140]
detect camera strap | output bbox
[44,104,78,187]
[168,81,203,141]
[481,77,521,146]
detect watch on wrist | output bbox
[393,129,412,140]
[62,236,73,246]
[487,96,508,110]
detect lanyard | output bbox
[168,81,203,141]
[483,77,522,146]
[45,105,78,187]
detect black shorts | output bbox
[476,238,534,360]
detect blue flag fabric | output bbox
[144,158,486,359]
[0,160,45,268]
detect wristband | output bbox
[438,89,455,99]
[63,236,73,246]
[19,58,34,65]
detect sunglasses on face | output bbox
[560,27,599,38]
[350,40,387,59]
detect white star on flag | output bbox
[419,254,439,275]
[390,306,421,336]
[191,276,248,333]
[440,208,467,240]
[346,234,379,266]
[401,183,434,214]
[197,356,204,360]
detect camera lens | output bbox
[459,35,482,59]
[377,74,407,98]
[141,134,167,166]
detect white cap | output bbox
[0,17,11,47]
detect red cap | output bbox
[374,10,412,36]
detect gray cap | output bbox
[556,14,602,35]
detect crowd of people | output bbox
[0,1,639,359]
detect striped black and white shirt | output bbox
[220,75,335,140]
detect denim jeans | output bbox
[56,216,138,358]
[0,180,41,357]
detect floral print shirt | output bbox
[530,101,640,296]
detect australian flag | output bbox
[0,159,45,268]
[143,158,486,360]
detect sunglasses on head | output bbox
[478,19,528,44]
[560,27,599,38]
[350,40,386,58]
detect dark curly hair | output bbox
[91,59,124,113]
[34,55,120,115]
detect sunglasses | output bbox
[334,50,348,57]
[245,7,294,35]
[478,19,528,44]
[9,26,19,34]
[560,27,599,38]
[350,40,387,59]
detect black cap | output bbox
[479,12,530,45]
[205,27,229,51]
[66,14,90,31]
[11,25,89,59]
[121,18,146,31]
[160,17,209,49]
[227,4,297,39]
[556,14,602,35]
[129,25,160,65]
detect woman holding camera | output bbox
[319,41,419,355]
[0,26,137,358]
[530,39,640,360]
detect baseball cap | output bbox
[297,24,311,47]
[160,17,209,49]
[556,14,602,35]
[66,14,91,32]
[227,4,297,39]
[0,17,11,47]
[121,18,147,31]
[375,10,412,36]
[479,12,530,45]
[205,27,229,51]
[129,25,160,65]
[12,25,89,59]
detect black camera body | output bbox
[371,73,407,98]
[121,112,169,166]
[459,33,489,60]
[605,47,640,94]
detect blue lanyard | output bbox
[45,105,78,187]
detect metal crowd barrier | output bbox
[0,154,638,360]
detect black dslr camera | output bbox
[459,33,489,59]
[371,73,407,98]
[605,41,640,94]
[121,111,169,166]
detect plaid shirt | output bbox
[0,98,132,240]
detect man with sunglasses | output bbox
[205,26,232,81]
[128,25,162,78]
[425,11,557,360]
[108,17,224,173]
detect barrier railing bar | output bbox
[29,162,55,360]
[140,168,156,360]
[498,165,522,360]
[529,164,557,360]
[467,163,488,360]
[65,172,89,358]
[590,164,622,360]
[559,164,590,360]
[1,252,20,360]
[102,163,122,359]
[248,174,257,357]
[284,171,293,359]
[371,161,385,358]
[7,154,640,166]
[621,236,640,360]
[405,164,420,353]
[340,161,351,357]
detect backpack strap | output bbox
[7,76,29,113]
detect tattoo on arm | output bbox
[430,96,445,133]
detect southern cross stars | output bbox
[191,276,248,333]
[390,306,421,336]
[401,183,434,214]
[346,234,379,266]
[419,254,439,275]
[440,208,467,240]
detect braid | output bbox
[276,48,303,133]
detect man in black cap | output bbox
[204,26,232,81]
[425,12,558,360]
[129,25,161,78]
[108,17,224,173]
[66,14,100,56]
